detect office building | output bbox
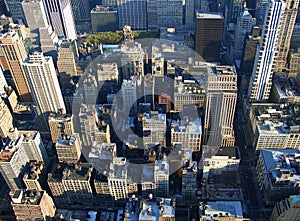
[91,5,118,32]
[233,8,256,61]
[121,41,145,79]
[204,66,237,147]
[147,0,157,31]
[173,80,205,112]
[248,0,285,102]
[22,52,65,131]
[57,40,79,87]
[154,157,169,197]
[255,0,269,26]
[157,0,183,30]
[79,104,110,146]
[44,0,77,40]
[21,0,58,51]
[48,113,74,143]
[200,201,245,220]
[274,0,299,73]
[253,120,300,151]
[4,0,25,22]
[0,129,48,190]
[195,12,224,62]
[256,149,300,206]
[121,79,138,115]
[225,0,244,25]
[142,111,166,147]
[138,198,175,221]
[55,133,81,163]
[108,157,128,201]
[83,74,98,105]
[288,48,300,77]
[23,161,43,191]
[184,0,195,31]
[117,0,147,30]
[10,190,56,221]
[0,31,32,102]
[70,0,91,21]
[182,160,197,204]
[171,118,202,152]
[270,195,300,221]
[202,147,241,201]
[96,63,118,103]
[47,163,68,204]
[241,26,261,73]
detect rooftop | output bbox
[109,157,127,179]
[139,198,175,221]
[56,134,79,147]
[261,149,300,186]
[196,12,224,19]
[11,190,44,205]
[62,163,92,181]
[204,201,243,218]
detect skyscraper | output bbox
[204,66,237,147]
[117,0,147,30]
[4,0,25,22]
[233,8,256,61]
[195,12,224,62]
[44,0,77,40]
[274,0,299,73]
[22,0,58,57]
[48,113,74,143]
[248,0,285,102]
[22,52,66,131]
[57,40,79,87]
[70,0,90,21]
[157,0,183,30]
[0,31,33,102]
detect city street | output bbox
[234,104,272,220]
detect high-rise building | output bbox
[248,0,285,102]
[4,0,25,22]
[154,157,169,197]
[22,0,58,58]
[142,111,166,147]
[233,8,256,61]
[83,74,98,105]
[108,157,129,201]
[22,52,66,131]
[70,0,91,21]
[225,0,244,25]
[195,12,224,62]
[171,118,202,152]
[91,5,118,32]
[147,0,157,31]
[270,195,300,221]
[0,31,33,102]
[48,113,74,143]
[185,0,195,31]
[10,190,56,221]
[23,161,44,191]
[44,0,77,40]
[55,133,81,163]
[0,129,48,190]
[182,160,197,204]
[256,149,300,206]
[255,0,269,26]
[274,0,299,73]
[121,79,138,115]
[117,0,147,31]
[204,66,237,147]
[157,0,183,30]
[57,40,79,87]
[241,26,261,73]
